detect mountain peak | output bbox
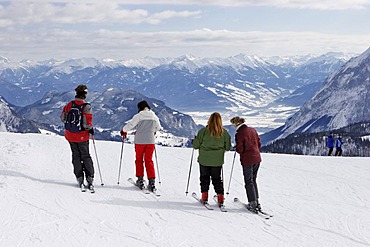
[343,46,370,70]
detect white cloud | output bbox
[0,2,202,26]
[10,0,370,10]
[1,1,368,60]
[149,10,202,24]
[1,28,369,60]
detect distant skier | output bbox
[120,100,162,192]
[327,132,334,156]
[192,112,231,206]
[230,116,262,214]
[60,85,95,190]
[335,134,343,156]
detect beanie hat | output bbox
[230,116,245,126]
[75,84,88,98]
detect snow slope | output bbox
[0,132,370,247]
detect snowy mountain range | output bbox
[11,88,199,141]
[0,53,351,132]
[262,47,370,144]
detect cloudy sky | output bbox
[1,0,369,61]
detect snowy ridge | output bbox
[1,52,352,73]
[343,47,370,71]
[1,132,370,246]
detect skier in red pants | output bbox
[120,100,162,191]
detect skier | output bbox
[335,134,343,156]
[327,132,334,156]
[60,84,95,190]
[230,116,262,214]
[192,112,231,206]
[120,100,162,192]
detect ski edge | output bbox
[150,188,161,197]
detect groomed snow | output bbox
[0,132,369,246]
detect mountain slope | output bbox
[262,47,370,143]
[0,132,369,246]
[0,96,40,133]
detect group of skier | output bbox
[327,132,343,156]
[60,84,263,213]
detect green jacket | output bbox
[192,127,231,167]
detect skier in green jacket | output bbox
[192,112,231,206]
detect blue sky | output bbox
[0,0,369,61]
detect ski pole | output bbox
[154,147,161,184]
[117,141,124,184]
[92,135,104,186]
[185,148,195,195]
[221,165,224,187]
[226,150,237,195]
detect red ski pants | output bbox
[135,144,156,179]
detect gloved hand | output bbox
[120,130,127,139]
[88,128,95,135]
[191,135,197,144]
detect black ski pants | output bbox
[335,148,342,156]
[328,147,334,156]
[69,141,94,183]
[199,164,224,195]
[242,163,260,203]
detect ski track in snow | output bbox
[0,132,370,246]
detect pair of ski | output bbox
[192,192,227,212]
[128,178,161,197]
[234,197,273,220]
[80,183,95,193]
[192,193,273,219]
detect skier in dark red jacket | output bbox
[60,84,95,190]
[231,116,262,214]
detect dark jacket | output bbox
[192,127,231,167]
[327,135,334,148]
[335,137,343,148]
[235,124,261,166]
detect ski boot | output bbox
[86,176,95,192]
[147,178,156,192]
[77,177,84,186]
[246,201,258,214]
[256,200,262,212]
[217,194,224,207]
[135,176,145,189]
[201,192,208,204]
